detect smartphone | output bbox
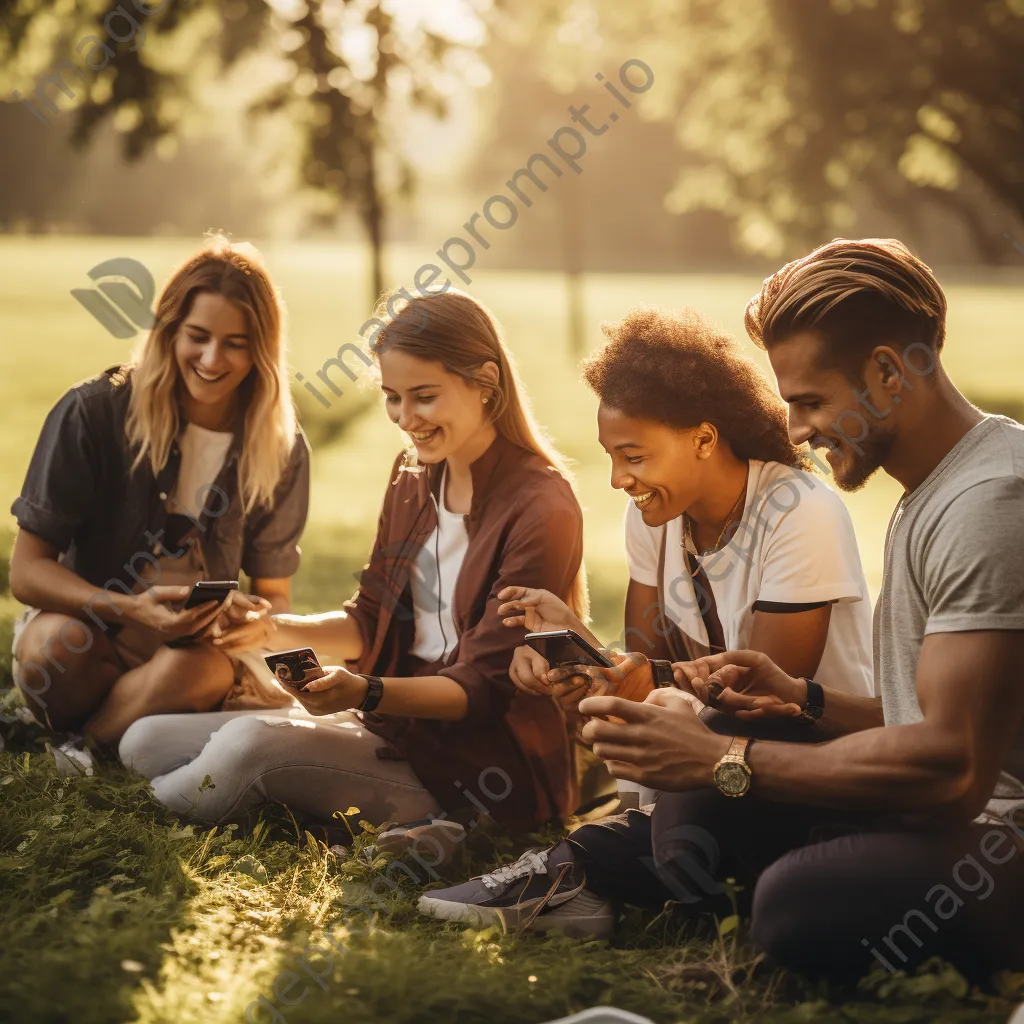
[524,629,614,669]
[183,580,239,610]
[264,647,324,689]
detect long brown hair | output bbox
[582,306,809,470]
[371,288,589,621]
[125,233,297,512]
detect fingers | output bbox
[698,649,768,673]
[692,665,750,705]
[644,687,701,713]
[150,585,193,605]
[590,741,645,764]
[578,694,649,724]
[547,663,599,685]
[602,760,646,784]
[672,659,709,693]
[509,646,552,696]
[496,585,529,603]
[182,601,225,634]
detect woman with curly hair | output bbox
[418,305,874,937]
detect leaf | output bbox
[233,855,269,884]
[717,914,740,937]
[343,806,360,817]
[204,855,232,870]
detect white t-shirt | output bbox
[171,423,234,519]
[410,471,470,664]
[624,459,875,697]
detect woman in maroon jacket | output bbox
[120,289,587,834]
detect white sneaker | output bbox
[49,737,95,778]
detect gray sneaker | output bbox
[417,841,614,938]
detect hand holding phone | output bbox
[523,629,614,669]
[264,648,325,690]
[183,580,240,609]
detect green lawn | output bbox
[1,237,1023,1024]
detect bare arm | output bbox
[581,630,1024,823]
[9,528,227,640]
[290,668,469,720]
[250,577,292,615]
[9,529,133,623]
[268,611,365,663]
[747,604,831,680]
[747,630,1024,818]
[618,580,674,658]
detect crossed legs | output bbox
[13,613,235,745]
[568,790,1024,979]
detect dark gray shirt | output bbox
[874,415,1024,817]
[12,366,310,593]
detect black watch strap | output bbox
[650,659,675,688]
[800,677,825,721]
[357,674,384,712]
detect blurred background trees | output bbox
[1,0,1022,282]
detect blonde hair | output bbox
[371,288,589,622]
[744,237,947,377]
[125,233,297,512]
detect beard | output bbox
[815,424,896,492]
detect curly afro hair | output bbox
[581,306,809,470]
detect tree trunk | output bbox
[363,135,384,308]
[561,176,586,356]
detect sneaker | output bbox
[417,841,614,938]
[376,817,467,865]
[48,736,95,778]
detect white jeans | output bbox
[119,707,439,826]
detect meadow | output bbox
[1,236,1023,1024]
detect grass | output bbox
[1,237,1024,1023]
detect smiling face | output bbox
[174,291,254,428]
[378,348,495,465]
[597,403,709,527]
[767,330,897,491]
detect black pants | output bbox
[568,790,1024,979]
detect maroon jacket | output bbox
[344,433,584,832]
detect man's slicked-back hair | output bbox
[744,238,947,379]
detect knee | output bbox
[119,715,169,775]
[147,645,234,710]
[650,793,728,906]
[204,713,282,767]
[750,855,817,970]
[15,616,110,690]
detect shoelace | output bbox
[480,848,550,891]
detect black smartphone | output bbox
[183,580,239,610]
[264,647,324,689]
[524,629,614,669]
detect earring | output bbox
[482,395,489,404]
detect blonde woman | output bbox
[9,234,310,747]
[120,289,586,835]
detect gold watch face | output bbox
[714,760,751,797]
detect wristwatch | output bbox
[356,674,384,712]
[799,677,825,722]
[650,659,676,688]
[713,736,753,798]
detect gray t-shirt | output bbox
[874,415,1024,817]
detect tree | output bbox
[0,0,486,302]
[545,0,1024,260]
